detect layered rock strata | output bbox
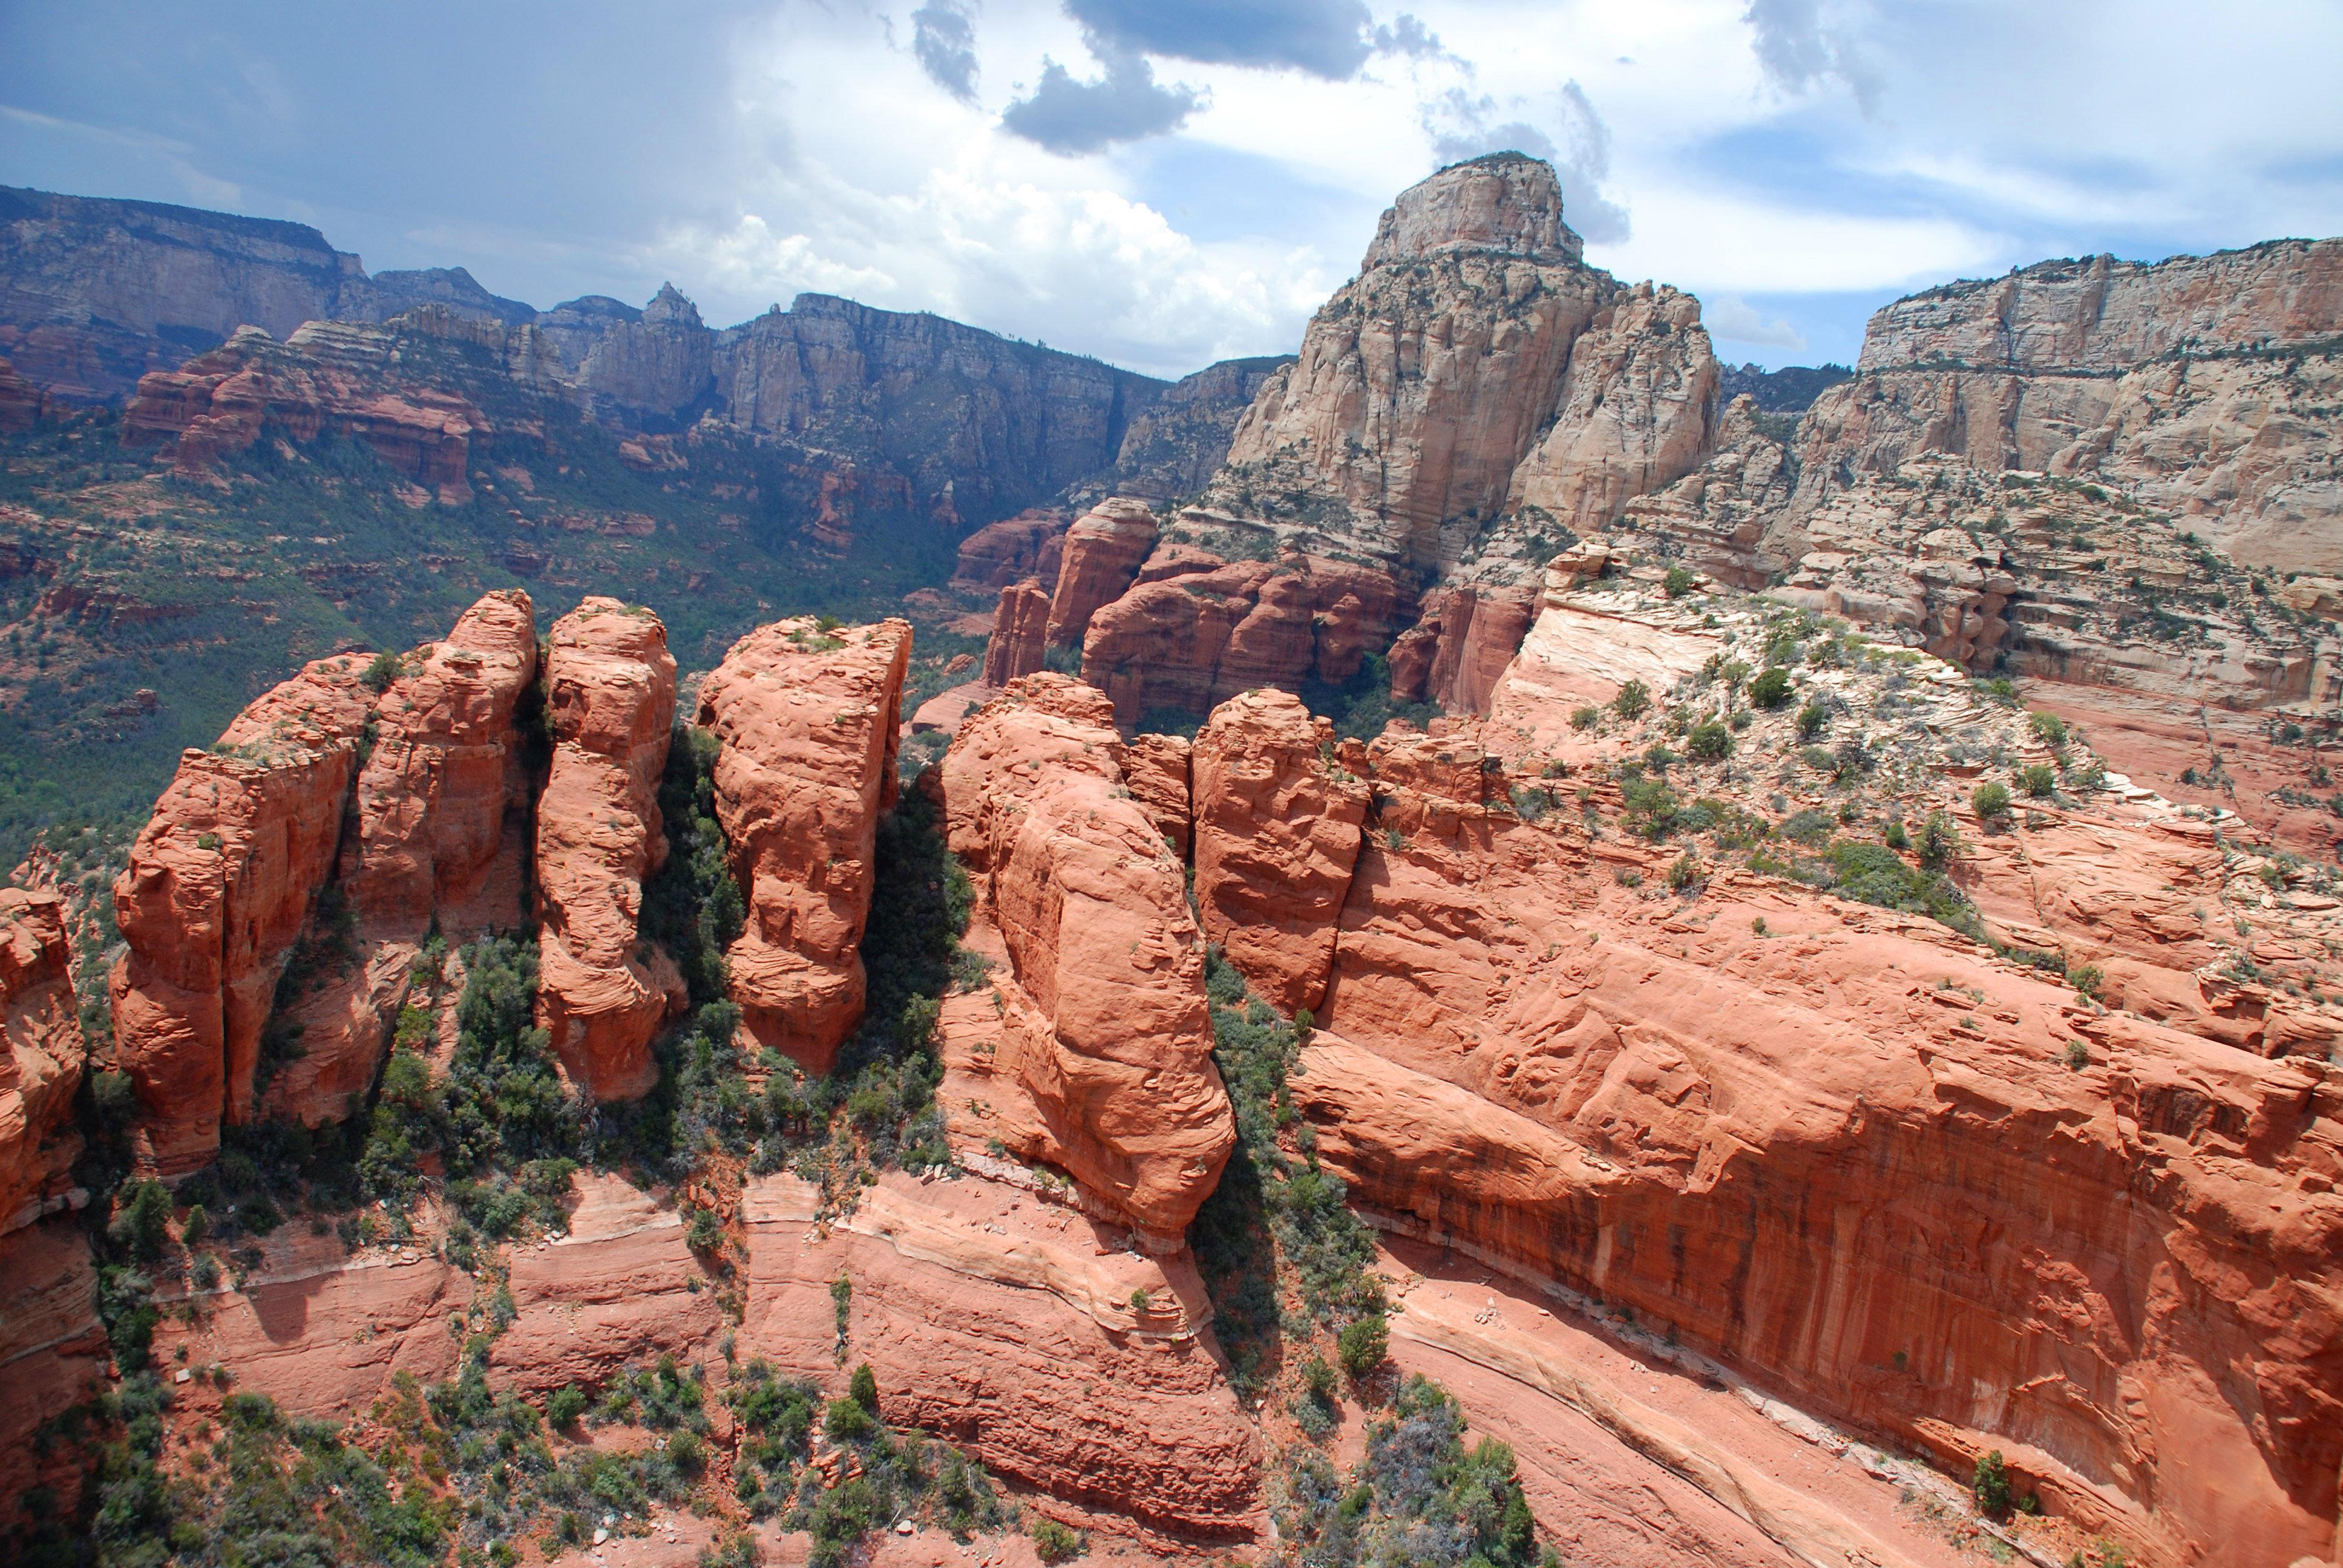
[939,676,1234,1241]
[694,618,911,1073]
[536,599,679,1102]
[982,580,1052,687]
[0,890,83,1230]
[110,654,374,1177]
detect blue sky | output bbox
[4,0,2340,379]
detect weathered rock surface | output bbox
[695,618,911,1073]
[536,598,678,1103]
[939,676,1233,1240]
[0,890,82,1232]
[1120,732,1194,859]
[111,653,374,1177]
[263,590,542,1126]
[1104,354,1294,506]
[1080,550,1407,725]
[1389,584,1541,715]
[1190,690,1366,1015]
[496,1171,724,1397]
[981,579,1052,687]
[742,1169,1261,1537]
[0,1220,106,1508]
[0,352,45,431]
[952,508,1069,594]
[123,319,488,502]
[1045,499,1158,649]
[1502,283,1719,534]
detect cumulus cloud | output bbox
[650,168,1328,377]
[910,0,980,102]
[1063,0,1366,80]
[1702,294,1807,350]
[1423,82,1631,244]
[1000,48,1206,155]
[1743,0,1880,111]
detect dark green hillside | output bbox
[0,407,979,859]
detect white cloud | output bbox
[1702,293,1806,350]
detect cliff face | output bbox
[1783,243,2343,576]
[0,889,82,1232]
[694,618,911,1074]
[535,599,680,1102]
[0,186,527,400]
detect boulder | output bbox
[535,598,678,1103]
[695,618,912,1074]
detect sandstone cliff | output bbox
[694,618,911,1074]
[110,654,374,1177]
[536,598,680,1102]
[940,676,1234,1241]
[0,890,82,1232]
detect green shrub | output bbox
[108,1180,174,1264]
[1663,566,1695,599]
[1569,705,1600,732]
[849,1363,879,1414]
[684,1207,724,1252]
[2028,711,2068,746]
[1031,1518,1087,1564]
[1685,721,1732,761]
[547,1385,588,1429]
[1337,1313,1389,1377]
[1973,1449,2012,1514]
[2065,1039,2091,1071]
[2017,763,2057,798]
[1666,852,1703,891]
[1884,818,1909,850]
[1749,667,1793,710]
[1795,701,1827,740]
[1610,680,1651,721]
[2071,964,2104,1001]
[1919,811,1961,868]
[1973,782,2013,820]
[824,1397,877,1443]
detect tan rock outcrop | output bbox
[982,579,1052,687]
[695,618,911,1073]
[1190,690,1367,1015]
[1044,498,1158,648]
[1503,283,1720,534]
[111,654,374,1178]
[0,1221,106,1510]
[940,676,1233,1240]
[1220,156,1612,567]
[535,598,678,1102]
[0,890,82,1232]
[1389,584,1541,714]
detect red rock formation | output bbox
[1292,727,2343,1568]
[1080,554,1406,726]
[741,1169,1262,1537]
[952,508,1069,593]
[122,322,484,503]
[1045,499,1158,648]
[266,590,541,1125]
[0,890,82,1231]
[111,654,374,1178]
[940,676,1233,1241]
[536,598,678,1102]
[695,618,911,1074]
[982,579,1052,687]
[1121,732,1194,859]
[1390,584,1541,714]
[1190,691,1367,1016]
[0,1221,106,1510]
